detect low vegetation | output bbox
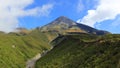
[36,34,120,68]
[0,30,50,68]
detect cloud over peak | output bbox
[0,0,53,33]
[77,0,120,27]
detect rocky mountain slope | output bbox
[40,16,110,35]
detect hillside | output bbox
[0,29,50,68]
[36,34,120,68]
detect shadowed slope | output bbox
[36,34,120,68]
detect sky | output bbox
[0,0,120,33]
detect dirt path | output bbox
[26,47,53,68]
[26,53,41,68]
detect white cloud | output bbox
[76,19,81,23]
[77,0,120,27]
[0,0,53,33]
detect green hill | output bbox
[0,29,50,68]
[36,34,120,68]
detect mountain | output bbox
[36,34,120,68]
[40,16,110,35]
[0,16,116,68]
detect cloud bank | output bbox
[77,0,120,27]
[0,0,53,33]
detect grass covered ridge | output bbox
[36,34,120,68]
[0,30,50,68]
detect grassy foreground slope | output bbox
[36,34,120,68]
[0,30,50,68]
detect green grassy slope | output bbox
[42,32,58,42]
[36,34,120,68]
[0,30,50,68]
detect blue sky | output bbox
[0,0,120,33]
[19,0,96,28]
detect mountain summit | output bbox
[40,16,110,35]
[49,16,77,25]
